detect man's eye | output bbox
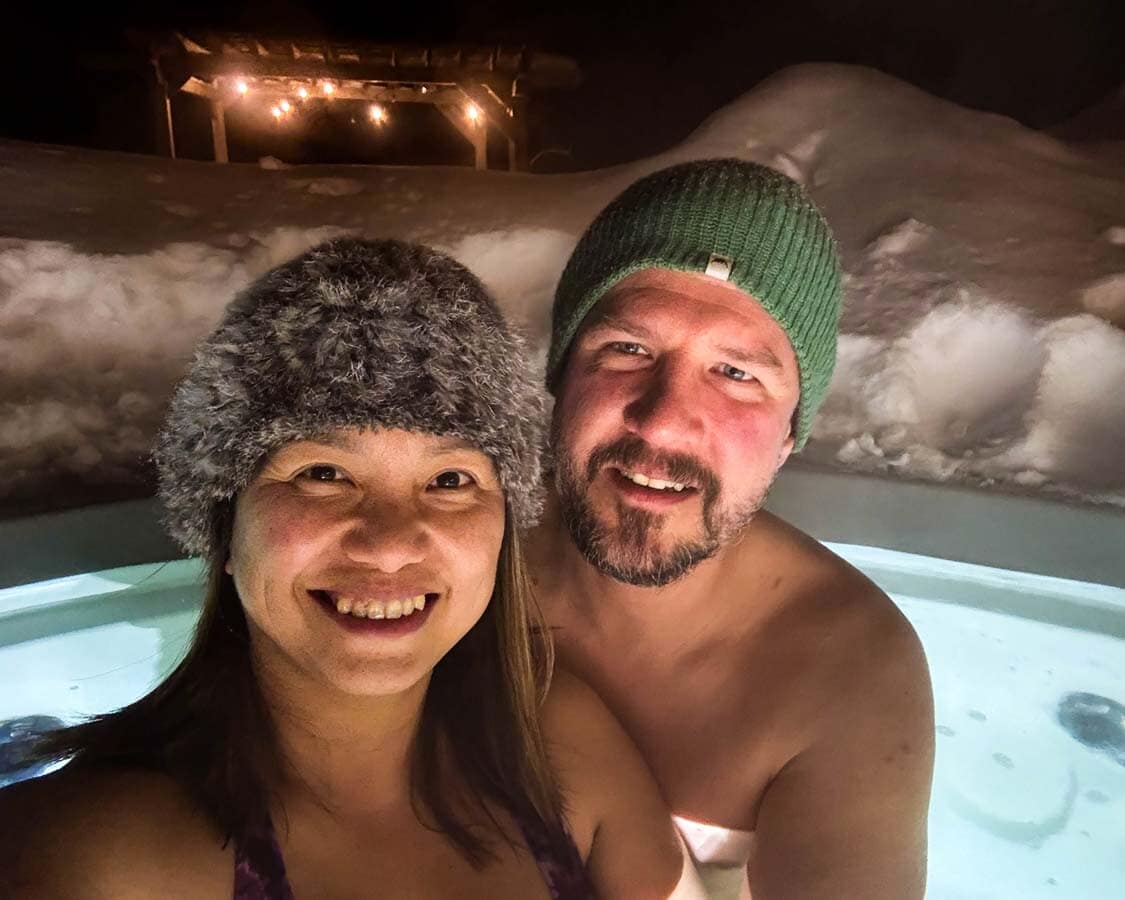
[719,363,755,382]
[298,465,343,482]
[610,341,646,356]
[431,471,474,490]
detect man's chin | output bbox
[577,536,719,588]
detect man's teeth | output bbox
[333,594,428,619]
[622,471,687,492]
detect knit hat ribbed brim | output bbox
[548,159,843,449]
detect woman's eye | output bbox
[299,465,343,482]
[431,471,474,490]
[719,363,754,382]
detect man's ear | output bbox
[778,421,796,468]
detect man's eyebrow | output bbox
[582,314,655,342]
[716,344,786,372]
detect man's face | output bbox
[551,268,800,587]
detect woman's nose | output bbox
[340,498,429,572]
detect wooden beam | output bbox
[181,76,217,100]
[183,53,517,89]
[197,76,462,106]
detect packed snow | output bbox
[1,63,1123,516]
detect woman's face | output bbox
[227,427,506,697]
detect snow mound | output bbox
[1103,226,1125,246]
[299,177,366,197]
[1080,273,1125,327]
[440,228,576,340]
[0,227,352,506]
[811,298,1125,497]
[1011,316,1125,489]
[866,218,934,259]
[163,204,200,218]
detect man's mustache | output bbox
[585,436,720,502]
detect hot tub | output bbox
[2,467,1123,899]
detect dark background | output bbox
[3,0,1122,170]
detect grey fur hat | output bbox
[154,237,547,558]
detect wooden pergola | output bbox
[150,32,580,171]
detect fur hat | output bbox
[154,238,547,558]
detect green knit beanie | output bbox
[548,158,842,450]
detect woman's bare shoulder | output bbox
[0,766,230,900]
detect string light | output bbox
[235,79,249,96]
[297,86,309,100]
[270,106,283,120]
[369,103,387,124]
[279,99,292,113]
[465,103,481,124]
[321,81,336,96]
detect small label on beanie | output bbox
[705,254,733,281]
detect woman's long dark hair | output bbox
[31,501,566,867]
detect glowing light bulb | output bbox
[466,103,481,123]
[322,81,335,96]
[270,106,283,119]
[419,85,428,94]
[279,99,291,113]
[235,80,249,96]
[297,86,309,100]
[369,104,387,123]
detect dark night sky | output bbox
[3,0,1123,170]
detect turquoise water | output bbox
[1,550,1123,899]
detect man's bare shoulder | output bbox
[0,765,229,899]
[740,511,929,698]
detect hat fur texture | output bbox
[155,238,547,557]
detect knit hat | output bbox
[548,159,842,450]
[155,238,548,558]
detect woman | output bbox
[0,239,702,899]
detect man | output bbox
[529,159,934,900]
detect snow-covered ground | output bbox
[2,63,1124,516]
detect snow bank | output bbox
[1,63,1123,513]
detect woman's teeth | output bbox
[622,470,687,492]
[333,595,427,619]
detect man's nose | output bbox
[340,497,429,572]
[622,357,706,448]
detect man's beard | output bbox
[554,434,768,587]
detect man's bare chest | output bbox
[552,626,797,829]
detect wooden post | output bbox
[210,99,229,164]
[163,92,177,160]
[472,123,487,171]
[506,98,528,172]
[457,81,526,172]
[438,105,487,171]
[149,56,176,159]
